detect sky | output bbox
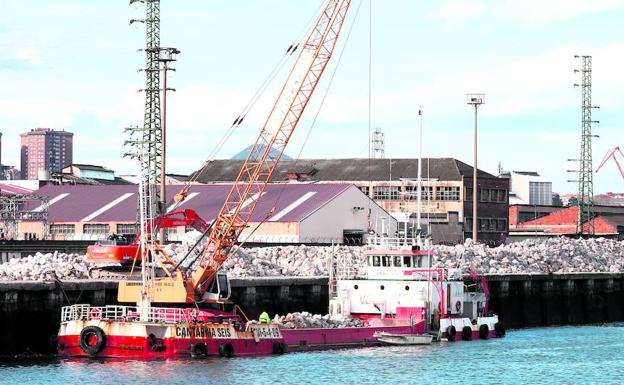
[1,0,623,194]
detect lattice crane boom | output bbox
[596,146,624,179]
[191,0,352,293]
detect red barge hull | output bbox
[57,319,423,358]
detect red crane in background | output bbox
[596,146,624,180]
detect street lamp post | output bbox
[157,47,180,242]
[467,93,485,243]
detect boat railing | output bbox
[61,304,192,324]
[366,236,425,249]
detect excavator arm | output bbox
[191,0,352,296]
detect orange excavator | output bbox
[117,0,352,305]
[87,208,209,278]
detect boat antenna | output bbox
[417,105,423,234]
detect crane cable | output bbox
[190,0,360,289]
[169,2,328,210]
[264,0,366,217]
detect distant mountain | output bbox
[231,144,293,161]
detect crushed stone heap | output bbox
[1,234,623,281]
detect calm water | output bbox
[2,325,624,385]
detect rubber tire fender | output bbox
[219,343,234,358]
[272,342,285,355]
[462,326,473,341]
[446,325,456,342]
[191,342,208,358]
[494,322,506,337]
[479,324,489,340]
[79,325,107,356]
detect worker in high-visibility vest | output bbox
[259,312,271,324]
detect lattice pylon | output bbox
[574,55,598,235]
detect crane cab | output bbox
[203,273,231,303]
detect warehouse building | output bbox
[16,183,396,245]
[192,158,510,245]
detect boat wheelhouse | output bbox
[329,235,505,341]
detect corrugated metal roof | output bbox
[191,158,496,183]
[0,183,36,195]
[28,183,353,223]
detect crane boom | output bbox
[596,146,624,180]
[192,0,352,293]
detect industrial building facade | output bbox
[193,158,510,245]
[20,128,73,180]
[16,183,396,244]
[501,171,552,205]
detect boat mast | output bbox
[417,106,423,235]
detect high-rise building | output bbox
[20,128,73,180]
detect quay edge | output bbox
[2,273,624,356]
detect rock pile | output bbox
[433,237,624,274]
[0,251,90,281]
[272,312,364,329]
[0,235,622,281]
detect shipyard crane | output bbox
[596,146,624,180]
[119,0,352,304]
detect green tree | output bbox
[552,193,563,206]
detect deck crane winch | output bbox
[118,0,352,304]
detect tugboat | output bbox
[330,231,505,341]
[328,230,505,342]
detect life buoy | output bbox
[219,343,234,358]
[479,324,489,339]
[191,342,208,358]
[272,342,285,355]
[462,326,472,341]
[455,301,461,312]
[79,326,107,356]
[89,307,102,320]
[494,322,506,337]
[446,325,456,342]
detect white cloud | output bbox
[15,47,42,67]
[0,98,82,127]
[427,1,485,24]
[427,0,624,25]
[496,0,624,23]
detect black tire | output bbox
[191,342,208,358]
[272,342,285,355]
[49,334,59,350]
[479,324,489,340]
[462,326,473,341]
[79,326,107,356]
[219,343,234,358]
[495,322,506,337]
[446,325,456,342]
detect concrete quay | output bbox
[1,273,624,356]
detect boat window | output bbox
[413,256,423,267]
[372,256,380,267]
[393,256,402,267]
[382,256,391,267]
[403,256,412,267]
